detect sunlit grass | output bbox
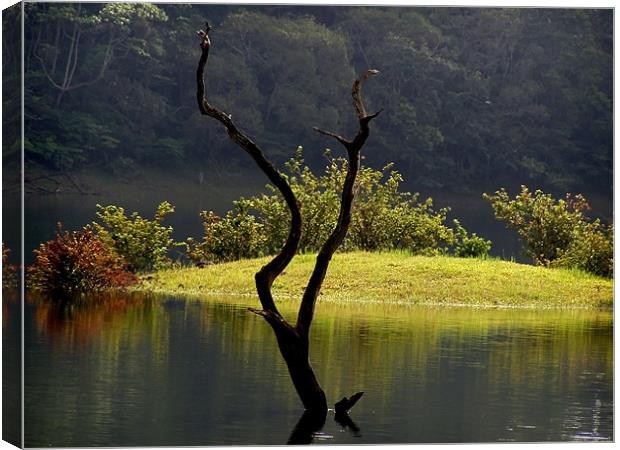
[137,252,613,309]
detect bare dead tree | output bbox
[33,4,127,108]
[195,22,381,414]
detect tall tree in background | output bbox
[31,3,167,107]
[19,5,612,199]
[24,2,168,171]
[195,21,380,429]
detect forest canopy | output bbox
[11,4,613,195]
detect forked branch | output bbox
[196,24,380,414]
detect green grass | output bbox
[137,252,613,309]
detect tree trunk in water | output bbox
[194,22,380,415]
[270,320,326,411]
[287,408,328,444]
[248,307,326,411]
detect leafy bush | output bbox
[2,244,17,289]
[249,149,458,256]
[242,149,343,254]
[484,186,612,277]
[186,207,267,265]
[90,201,178,272]
[345,159,456,254]
[188,149,485,264]
[453,220,492,258]
[484,186,588,265]
[28,226,136,296]
[551,221,613,278]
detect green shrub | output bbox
[552,221,613,278]
[186,206,267,265]
[28,226,136,297]
[383,199,456,255]
[246,149,344,254]
[90,201,178,272]
[484,186,588,265]
[347,161,456,254]
[249,149,459,255]
[484,186,612,277]
[2,244,17,289]
[453,220,492,258]
[188,148,485,263]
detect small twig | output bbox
[312,127,350,147]
[248,307,268,318]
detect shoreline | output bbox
[134,287,614,312]
[136,252,613,311]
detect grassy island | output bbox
[138,252,613,309]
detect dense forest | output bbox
[4,4,613,196]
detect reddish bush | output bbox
[28,226,136,297]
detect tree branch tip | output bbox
[368,108,383,119]
[358,69,380,84]
[197,22,211,48]
[312,127,334,137]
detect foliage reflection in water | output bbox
[22,292,612,446]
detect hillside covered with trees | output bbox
[6,4,612,197]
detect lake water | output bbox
[13,292,613,446]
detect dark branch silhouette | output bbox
[335,391,364,414]
[195,21,380,415]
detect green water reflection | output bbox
[24,293,612,445]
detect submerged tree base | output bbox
[139,252,612,309]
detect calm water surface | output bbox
[18,293,613,446]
